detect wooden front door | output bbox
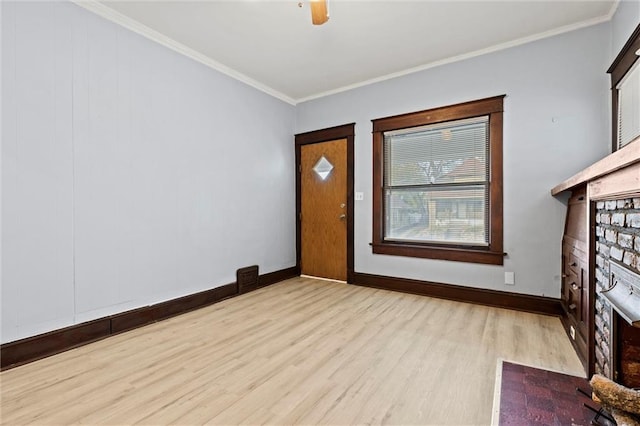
[300,139,347,281]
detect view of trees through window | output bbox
[383,116,489,246]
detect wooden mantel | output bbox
[551,136,640,196]
[551,136,640,376]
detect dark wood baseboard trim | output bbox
[110,282,239,334]
[352,272,563,317]
[0,319,112,372]
[0,266,298,371]
[257,266,300,288]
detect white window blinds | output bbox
[383,116,489,246]
[617,59,640,150]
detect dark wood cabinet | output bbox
[560,185,590,370]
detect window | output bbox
[372,95,505,265]
[617,60,640,149]
[608,23,640,152]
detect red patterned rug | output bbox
[493,360,614,425]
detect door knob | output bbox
[339,214,346,220]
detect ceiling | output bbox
[88,1,617,104]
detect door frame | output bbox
[295,123,355,283]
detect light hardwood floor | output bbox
[1,277,584,425]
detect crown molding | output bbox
[606,0,621,21]
[297,11,616,103]
[71,0,296,106]
[71,0,618,106]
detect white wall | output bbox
[1,1,296,343]
[296,24,611,298]
[1,1,626,344]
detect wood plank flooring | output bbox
[0,277,584,425]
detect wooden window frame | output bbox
[371,95,505,265]
[608,23,640,153]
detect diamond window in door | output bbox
[313,155,334,180]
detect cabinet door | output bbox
[561,253,569,305]
[567,270,580,318]
[578,265,589,337]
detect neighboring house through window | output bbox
[371,95,505,265]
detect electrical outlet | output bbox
[355,192,364,201]
[504,272,515,285]
[570,325,576,340]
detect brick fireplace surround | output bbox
[594,198,640,387]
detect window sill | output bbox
[371,242,505,265]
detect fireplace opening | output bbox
[614,311,640,388]
[603,260,640,387]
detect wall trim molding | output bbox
[70,0,296,105]
[296,11,616,103]
[0,266,299,371]
[71,0,615,106]
[352,272,563,317]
